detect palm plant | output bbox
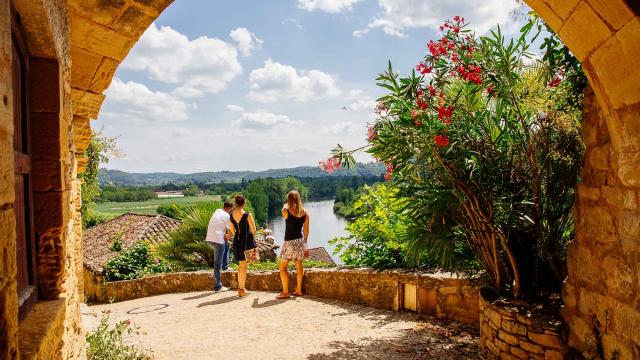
[154,203,220,269]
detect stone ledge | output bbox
[84,268,482,324]
[479,287,567,359]
[18,298,66,359]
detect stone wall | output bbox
[84,269,482,324]
[479,288,566,360]
[562,87,640,359]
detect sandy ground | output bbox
[82,290,479,360]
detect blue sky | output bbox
[95,0,527,173]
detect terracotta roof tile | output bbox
[83,213,181,274]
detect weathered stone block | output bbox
[131,0,174,16]
[70,46,102,90]
[498,330,520,346]
[544,350,564,360]
[524,0,563,32]
[558,1,612,61]
[519,339,545,355]
[69,16,135,61]
[0,282,19,359]
[0,209,16,290]
[67,0,126,26]
[33,191,66,232]
[495,338,510,352]
[577,184,600,201]
[71,116,91,153]
[548,0,580,19]
[111,5,155,38]
[510,345,529,360]
[70,89,105,119]
[590,18,640,109]
[503,320,528,336]
[589,145,609,170]
[618,209,640,253]
[586,0,635,30]
[88,57,118,93]
[528,332,564,350]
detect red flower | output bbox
[368,126,376,141]
[453,15,461,22]
[438,106,454,124]
[415,120,422,127]
[434,134,450,147]
[386,163,394,173]
[124,319,131,326]
[428,85,436,97]
[411,109,418,119]
[384,173,392,181]
[486,84,496,97]
[548,77,561,87]
[319,157,341,174]
[416,62,433,75]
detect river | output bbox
[267,200,348,263]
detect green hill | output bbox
[99,162,386,186]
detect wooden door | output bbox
[12,12,37,319]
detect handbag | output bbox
[243,220,260,263]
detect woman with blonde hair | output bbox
[228,194,257,297]
[276,190,310,299]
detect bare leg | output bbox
[238,260,248,294]
[278,259,290,296]
[294,260,304,294]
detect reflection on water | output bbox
[267,200,348,263]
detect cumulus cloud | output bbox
[355,0,522,38]
[232,110,295,129]
[122,23,242,97]
[103,78,194,122]
[297,0,363,13]
[345,89,376,111]
[248,59,340,103]
[229,27,263,56]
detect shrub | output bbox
[329,16,585,298]
[86,313,149,360]
[228,258,336,271]
[103,242,172,282]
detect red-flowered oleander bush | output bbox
[328,15,586,299]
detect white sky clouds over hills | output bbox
[96,0,529,172]
[247,59,341,103]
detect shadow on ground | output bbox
[306,313,480,360]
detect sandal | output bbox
[238,289,250,297]
[292,290,303,297]
[276,292,291,299]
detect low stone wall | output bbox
[479,288,567,359]
[85,268,482,324]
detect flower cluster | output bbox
[384,163,394,181]
[457,64,482,85]
[434,134,450,147]
[416,62,433,75]
[374,101,389,116]
[319,157,341,174]
[368,126,376,141]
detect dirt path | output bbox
[83,290,479,360]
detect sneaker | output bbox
[214,286,230,292]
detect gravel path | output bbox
[83,290,479,360]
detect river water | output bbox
[267,200,348,263]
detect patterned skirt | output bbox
[280,238,307,261]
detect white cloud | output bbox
[319,121,362,135]
[355,0,522,38]
[122,23,242,97]
[248,59,340,103]
[226,104,245,112]
[103,78,193,122]
[282,18,303,30]
[232,110,294,129]
[297,0,363,13]
[345,88,376,111]
[229,27,263,57]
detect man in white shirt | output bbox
[206,201,233,292]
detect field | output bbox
[90,195,221,217]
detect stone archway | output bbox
[66,0,640,357]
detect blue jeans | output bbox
[209,242,225,291]
[222,241,230,270]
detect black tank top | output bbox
[284,209,306,241]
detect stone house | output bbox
[0,1,638,359]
